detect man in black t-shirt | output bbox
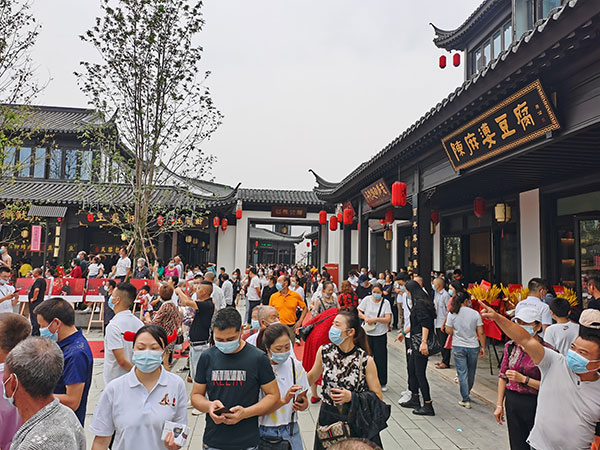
[28,268,47,335]
[177,281,215,381]
[356,274,372,300]
[191,308,279,450]
[586,275,600,310]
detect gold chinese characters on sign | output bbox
[442,79,560,171]
[271,206,307,218]
[361,178,392,209]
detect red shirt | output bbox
[70,266,83,278]
[338,292,359,311]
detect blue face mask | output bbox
[40,324,58,342]
[2,374,16,407]
[276,282,283,291]
[270,350,290,365]
[372,293,382,300]
[448,289,454,296]
[251,319,260,330]
[328,326,345,346]
[215,339,240,354]
[132,350,164,373]
[0,279,7,285]
[108,296,116,310]
[566,349,599,374]
[522,325,537,336]
[400,285,406,292]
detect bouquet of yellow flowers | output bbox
[468,283,502,304]
[500,284,529,310]
[559,287,578,307]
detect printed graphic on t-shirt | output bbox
[212,370,247,386]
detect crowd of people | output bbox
[2,248,600,449]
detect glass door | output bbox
[578,218,600,307]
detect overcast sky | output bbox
[31,0,481,191]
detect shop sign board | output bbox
[361,178,391,208]
[442,79,560,171]
[271,206,307,218]
[30,225,42,251]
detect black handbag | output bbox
[259,362,296,450]
[411,329,442,356]
[297,309,335,341]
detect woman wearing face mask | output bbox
[494,307,543,450]
[444,292,486,409]
[163,259,179,278]
[396,280,437,416]
[258,323,310,449]
[308,311,384,449]
[90,324,186,450]
[310,281,338,316]
[357,285,392,391]
[145,284,182,370]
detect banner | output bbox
[30,225,42,252]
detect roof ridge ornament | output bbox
[308,169,339,189]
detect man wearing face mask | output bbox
[34,298,93,426]
[289,275,305,301]
[102,283,143,386]
[0,313,31,450]
[0,267,18,314]
[515,278,552,331]
[356,275,372,301]
[246,306,280,347]
[270,275,307,335]
[3,337,86,450]
[481,305,600,450]
[191,308,280,450]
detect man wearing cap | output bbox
[515,278,552,331]
[481,305,600,450]
[356,275,372,301]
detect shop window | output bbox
[80,150,93,181]
[580,220,600,307]
[443,236,461,272]
[558,227,575,288]
[540,0,561,18]
[514,0,534,40]
[499,228,520,283]
[2,147,16,175]
[18,147,31,177]
[483,40,491,66]
[469,19,512,78]
[493,31,502,59]
[503,22,513,48]
[32,148,46,178]
[65,149,78,179]
[49,148,62,179]
[470,232,491,282]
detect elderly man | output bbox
[204,271,225,310]
[132,258,151,279]
[269,275,306,334]
[3,337,86,449]
[0,313,31,450]
[246,306,279,347]
[109,248,131,283]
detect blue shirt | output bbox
[55,329,93,425]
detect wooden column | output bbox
[342,221,352,275]
[208,224,218,264]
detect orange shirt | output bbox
[269,290,306,325]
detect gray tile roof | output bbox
[238,188,327,207]
[2,105,105,134]
[248,226,305,244]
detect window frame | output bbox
[468,18,513,78]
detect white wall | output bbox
[327,228,342,264]
[216,225,236,272]
[519,188,542,283]
[350,230,358,265]
[433,223,441,271]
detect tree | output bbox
[76,0,222,259]
[0,0,44,177]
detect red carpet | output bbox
[89,341,104,359]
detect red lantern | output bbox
[474,197,485,218]
[439,55,447,69]
[453,53,461,67]
[255,240,259,247]
[430,210,440,225]
[306,241,310,247]
[221,218,228,231]
[157,215,164,226]
[392,182,407,207]
[318,210,327,225]
[343,208,353,225]
[213,216,220,228]
[57,217,63,223]
[329,215,338,231]
[336,212,343,224]
[314,239,318,246]
[385,208,394,224]
[235,209,242,220]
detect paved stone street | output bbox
[83,329,509,450]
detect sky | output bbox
[30,0,482,191]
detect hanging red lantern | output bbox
[379,219,385,225]
[453,53,461,67]
[255,240,259,247]
[57,217,64,223]
[385,208,394,224]
[391,182,407,207]
[329,215,338,231]
[336,212,343,224]
[221,218,228,231]
[306,241,310,247]
[343,208,353,225]
[439,55,447,69]
[474,197,485,218]
[213,216,220,228]
[318,210,327,225]
[314,239,318,246]
[430,210,440,225]
[157,215,164,226]
[235,209,242,220]
[87,213,94,223]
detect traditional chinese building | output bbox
[0,105,334,270]
[311,0,600,303]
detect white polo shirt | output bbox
[0,283,15,314]
[90,367,187,450]
[114,256,131,278]
[212,283,226,310]
[104,310,144,385]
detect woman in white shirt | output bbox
[90,324,186,450]
[357,284,392,391]
[258,323,309,449]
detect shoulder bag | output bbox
[316,352,364,448]
[362,299,385,333]
[297,310,335,341]
[411,327,442,355]
[258,362,297,450]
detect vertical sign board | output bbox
[30,225,42,252]
[441,79,560,171]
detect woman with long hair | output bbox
[308,311,383,449]
[444,291,485,409]
[338,280,359,312]
[396,280,437,416]
[258,324,310,449]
